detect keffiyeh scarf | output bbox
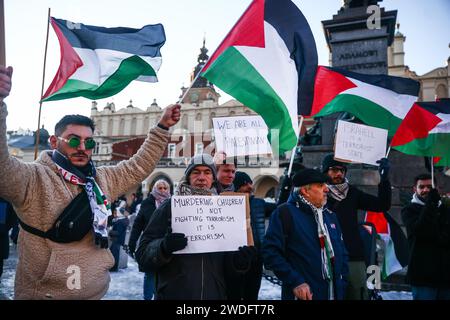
[175,176,218,196]
[52,150,111,248]
[327,179,350,202]
[295,190,336,300]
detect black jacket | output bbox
[401,199,450,287]
[0,198,17,260]
[135,199,249,300]
[325,180,391,261]
[128,194,158,254]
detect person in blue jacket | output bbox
[262,168,349,300]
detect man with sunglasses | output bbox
[321,153,391,300]
[0,65,180,299]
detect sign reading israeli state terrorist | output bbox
[171,195,247,254]
[335,120,388,166]
[212,115,272,157]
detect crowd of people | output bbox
[1,65,449,300]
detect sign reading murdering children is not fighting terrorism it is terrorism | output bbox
[171,195,248,254]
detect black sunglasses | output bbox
[58,136,96,150]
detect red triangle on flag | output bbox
[365,211,389,235]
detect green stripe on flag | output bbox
[202,47,297,153]
[43,55,156,101]
[393,132,450,157]
[315,94,403,137]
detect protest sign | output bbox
[212,115,272,157]
[171,194,250,254]
[334,120,388,166]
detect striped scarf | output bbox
[327,179,349,202]
[295,191,336,300]
[52,150,111,248]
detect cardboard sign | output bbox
[334,120,388,166]
[171,194,250,254]
[212,115,272,157]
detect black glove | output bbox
[127,244,136,258]
[161,232,187,255]
[426,188,441,207]
[376,158,390,181]
[233,246,257,270]
[95,232,109,249]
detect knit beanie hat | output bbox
[185,154,217,179]
[321,153,347,173]
[233,171,253,190]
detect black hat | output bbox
[234,171,253,190]
[292,168,329,187]
[185,154,217,179]
[321,153,347,173]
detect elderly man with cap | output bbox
[321,153,391,300]
[135,154,256,300]
[225,171,277,300]
[262,169,349,300]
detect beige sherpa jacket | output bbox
[0,103,169,299]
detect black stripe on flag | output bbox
[53,18,166,57]
[264,0,318,116]
[416,100,450,115]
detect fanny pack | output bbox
[19,191,93,243]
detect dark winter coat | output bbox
[135,199,249,300]
[401,199,450,287]
[262,193,349,300]
[325,180,391,261]
[249,196,276,251]
[128,194,157,254]
[0,199,17,260]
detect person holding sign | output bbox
[135,154,256,300]
[321,153,391,300]
[262,169,349,300]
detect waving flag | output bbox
[365,211,409,279]
[201,0,318,153]
[391,100,450,158]
[312,66,420,136]
[42,18,165,101]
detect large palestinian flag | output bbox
[201,0,318,153]
[365,211,409,279]
[391,100,450,158]
[312,66,420,136]
[42,17,165,101]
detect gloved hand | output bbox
[127,244,136,258]
[161,232,187,255]
[95,232,109,249]
[376,158,390,181]
[426,188,441,207]
[233,246,257,270]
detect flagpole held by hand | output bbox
[431,156,435,189]
[34,8,51,160]
[287,116,304,177]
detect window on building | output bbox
[168,143,176,159]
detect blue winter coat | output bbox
[262,193,349,300]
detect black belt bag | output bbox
[19,191,93,243]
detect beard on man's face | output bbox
[66,150,90,167]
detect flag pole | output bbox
[34,8,51,160]
[431,156,435,189]
[0,0,5,66]
[177,1,254,104]
[287,116,304,177]
[385,145,391,158]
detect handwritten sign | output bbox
[212,115,272,157]
[334,120,387,166]
[171,195,247,254]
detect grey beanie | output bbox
[185,154,217,179]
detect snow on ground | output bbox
[1,244,411,300]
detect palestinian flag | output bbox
[365,211,409,279]
[201,0,318,153]
[391,100,450,158]
[434,156,450,167]
[311,66,420,136]
[42,17,165,101]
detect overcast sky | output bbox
[3,0,450,133]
